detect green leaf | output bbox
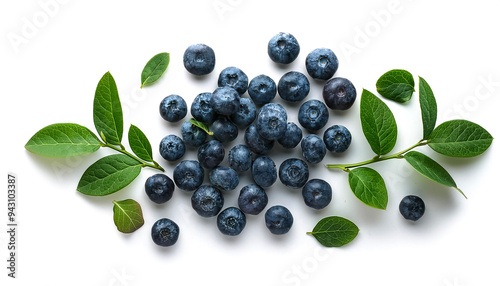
[419,76,437,139]
[128,124,153,162]
[94,72,123,145]
[428,120,493,157]
[376,69,415,103]
[360,89,398,155]
[348,167,388,210]
[25,123,101,157]
[404,151,465,197]
[112,199,145,233]
[77,154,141,196]
[307,216,359,247]
[141,52,170,88]
[189,118,214,135]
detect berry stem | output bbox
[100,141,165,172]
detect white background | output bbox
[1,0,499,285]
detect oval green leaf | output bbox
[428,120,493,157]
[77,154,141,196]
[94,72,123,145]
[25,123,101,157]
[348,167,388,210]
[112,199,145,233]
[189,118,214,135]
[376,69,415,103]
[360,89,398,155]
[419,76,437,139]
[128,124,153,162]
[307,216,359,247]
[141,52,170,88]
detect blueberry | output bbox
[248,74,277,105]
[159,94,188,123]
[298,99,329,132]
[151,218,179,247]
[279,158,309,189]
[183,43,216,76]
[191,185,224,217]
[217,207,246,236]
[228,144,253,173]
[217,66,248,95]
[173,160,204,192]
[302,179,332,210]
[244,124,274,155]
[399,195,425,221]
[256,103,287,140]
[144,174,175,204]
[265,205,293,235]
[278,71,310,102]
[211,86,240,116]
[238,184,268,215]
[323,77,357,110]
[191,92,216,124]
[159,134,185,161]
[268,32,300,64]
[305,48,339,80]
[181,121,207,147]
[323,125,352,153]
[301,134,326,164]
[277,122,303,149]
[252,156,277,188]
[229,97,257,128]
[197,139,225,169]
[209,166,239,191]
[211,116,238,143]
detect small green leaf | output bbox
[360,89,398,155]
[112,199,145,233]
[141,52,170,88]
[77,154,141,196]
[189,118,214,135]
[25,123,101,157]
[348,167,388,210]
[307,216,359,247]
[128,124,153,162]
[94,72,123,145]
[376,69,415,103]
[419,76,437,139]
[428,120,493,157]
[404,151,466,198]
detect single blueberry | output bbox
[244,124,274,155]
[238,184,268,215]
[277,122,303,149]
[159,134,185,161]
[145,174,175,204]
[323,125,352,153]
[197,139,225,169]
[399,195,425,221]
[268,32,300,64]
[228,144,253,173]
[305,48,339,80]
[278,71,310,102]
[211,86,240,116]
[298,99,329,132]
[191,92,216,124]
[265,205,293,235]
[323,77,357,110]
[217,66,248,95]
[229,97,257,128]
[217,207,246,236]
[279,158,309,189]
[181,121,207,147]
[209,166,239,191]
[302,179,332,210]
[191,185,224,217]
[183,43,216,76]
[248,74,277,105]
[173,160,204,192]
[252,156,277,188]
[256,103,287,140]
[159,94,188,123]
[151,218,180,247]
[301,134,326,164]
[211,116,238,143]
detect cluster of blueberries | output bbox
[148,32,359,247]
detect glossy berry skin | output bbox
[229,97,257,128]
[248,74,277,105]
[191,185,224,217]
[277,122,303,149]
[217,207,246,236]
[159,135,185,161]
[256,103,288,141]
[238,184,268,215]
[302,179,332,210]
[151,218,179,247]
[244,124,274,155]
[209,166,239,191]
[197,139,225,169]
[211,86,240,116]
[265,205,293,235]
[217,66,248,95]
[211,116,238,143]
[278,71,310,102]
[251,156,277,188]
[301,134,326,164]
[298,99,329,132]
[145,174,175,204]
[305,48,339,80]
[322,77,357,110]
[181,121,207,148]
[191,92,216,124]
[173,160,204,192]
[183,43,216,76]
[279,158,309,189]
[228,144,253,173]
[323,125,352,153]
[268,32,300,64]
[159,94,188,123]
[399,195,425,221]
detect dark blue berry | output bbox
[181,121,207,148]
[191,185,224,217]
[279,158,309,189]
[173,160,204,192]
[217,66,248,95]
[229,97,257,128]
[228,144,253,173]
[305,48,339,80]
[197,139,225,169]
[399,195,425,221]
[209,166,239,191]
[323,125,352,153]
[151,218,179,247]
[159,94,188,123]
[302,179,332,210]
[244,124,274,155]
[211,116,238,143]
[238,184,268,215]
[277,122,303,149]
[145,174,175,204]
[159,134,185,161]
[251,156,277,188]
[217,207,246,236]
[191,92,216,124]
[256,103,287,141]
[265,205,293,235]
[248,74,277,105]
[183,44,216,76]
[298,99,329,132]
[211,86,240,116]
[268,32,300,64]
[278,71,310,102]
[323,77,357,110]
[301,134,326,164]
